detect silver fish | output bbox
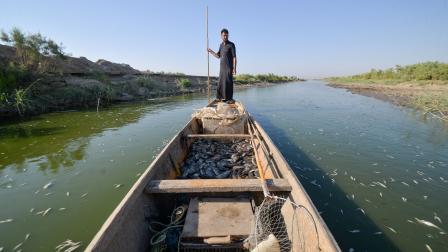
[356,208,365,215]
[13,242,23,251]
[42,208,52,216]
[374,181,387,188]
[414,218,444,232]
[425,244,433,252]
[310,180,322,188]
[401,182,410,186]
[434,214,442,224]
[385,226,397,233]
[43,181,53,190]
[349,229,360,233]
[0,219,13,224]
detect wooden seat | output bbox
[144,179,291,194]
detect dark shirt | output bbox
[217,41,236,70]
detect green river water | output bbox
[0,81,447,251]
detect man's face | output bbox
[221,32,228,42]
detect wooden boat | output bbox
[86,102,340,251]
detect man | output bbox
[208,28,237,103]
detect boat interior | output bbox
[87,102,338,252]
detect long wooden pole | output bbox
[206,6,211,104]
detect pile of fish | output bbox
[180,139,258,179]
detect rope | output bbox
[149,205,188,250]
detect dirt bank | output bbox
[327,80,448,121]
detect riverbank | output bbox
[326,78,448,121]
[1,42,299,120]
[0,71,295,119]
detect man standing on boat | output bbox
[208,28,237,104]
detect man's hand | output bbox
[208,48,219,59]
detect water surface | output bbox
[1,81,447,251]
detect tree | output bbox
[0,27,66,72]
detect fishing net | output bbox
[247,195,322,252]
[192,101,248,126]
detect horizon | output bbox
[1,0,448,79]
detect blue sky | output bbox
[1,0,448,78]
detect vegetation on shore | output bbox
[1,28,68,116]
[235,73,300,84]
[326,62,448,121]
[1,28,300,119]
[329,61,448,83]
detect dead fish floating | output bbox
[414,218,445,232]
[373,181,387,188]
[434,213,442,224]
[385,226,397,234]
[310,180,322,188]
[13,242,23,251]
[36,208,52,216]
[43,181,53,190]
[356,208,366,215]
[0,219,13,224]
[55,239,82,252]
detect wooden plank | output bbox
[144,179,291,194]
[187,134,250,139]
[182,197,253,238]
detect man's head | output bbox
[221,28,229,42]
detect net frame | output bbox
[248,195,322,252]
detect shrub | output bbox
[177,78,191,88]
[0,27,67,72]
